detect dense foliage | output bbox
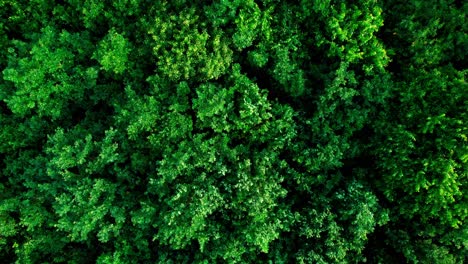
[0,0,466,263]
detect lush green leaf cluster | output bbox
[0,0,466,263]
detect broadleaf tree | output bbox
[0,0,466,263]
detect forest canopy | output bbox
[0,0,467,263]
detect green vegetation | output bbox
[0,0,466,263]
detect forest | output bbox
[0,0,466,263]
